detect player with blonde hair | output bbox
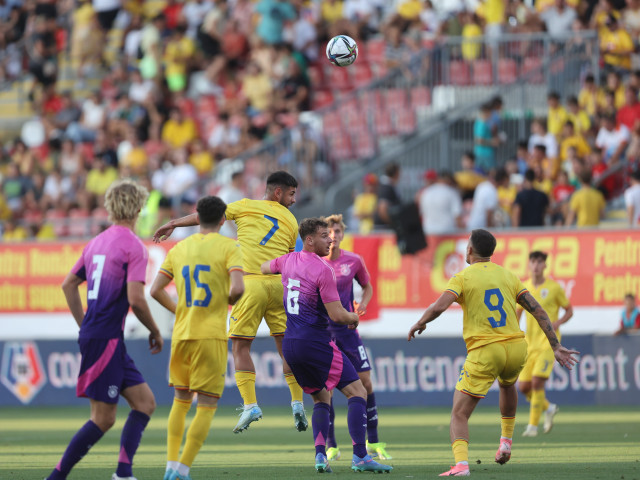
[47,179,163,480]
[322,214,392,461]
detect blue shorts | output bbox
[282,338,359,395]
[333,331,371,373]
[76,338,145,403]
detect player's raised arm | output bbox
[517,291,579,369]
[128,281,164,354]
[325,300,359,328]
[152,213,200,243]
[150,272,177,314]
[228,270,245,305]
[408,291,456,341]
[62,272,86,328]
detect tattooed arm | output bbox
[517,291,579,369]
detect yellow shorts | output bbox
[169,338,228,398]
[456,338,528,398]
[228,275,286,339]
[519,348,555,382]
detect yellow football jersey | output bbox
[225,199,298,274]
[446,262,527,351]
[522,278,569,351]
[160,233,243,340]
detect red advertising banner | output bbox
[0,230,637,313]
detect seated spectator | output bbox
[418,170,462,235]
[454,151,486,200]
[625,169,640,226]
[161,107,198,148]
[85,156,119,206]
[2,217,29,241]
[596,114,629,165]
[128,69,156,105]
[287,3,317,64]
[241,62,273,115]
[528,118,558,159]
[2,162,29,212]
[566,170,606,227]
[274,60,310,113]
[600,71,625,111]
[578,74,599,119]
[560,121,590,163]
[222,18,250,67]
[385,24,411,70]
[566,95,591,135]
[541,0,576,40]
[516,141,529,175]
[547,92,569,139]
[59,139,84,176]
[512,168,549,228]
[353,173,378,234]
[66,91,106,144]
[599,14,633,75]
[207,112,241,157]
[43,91,81,139]
[461,12,483,61]
[189,138,214,177]
[591,0,621,33]
[613,293,640,335]
[164,23,196,93]
[616,86,640,132]
[550,170,575,225]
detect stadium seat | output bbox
[360,90,384,111]
[522,57,544,83]
[312,89,334,110]
[374,62,388,78]
[374,106,394,136]
[327,66,353,91]
[473,59,493,85]
[45,209,68,237]
[307,64,326,89]
[326,131,353,162]
[196,95,218,119]
[410,86,431,107]
[366,38,386,64]
[322,110,343,136]
[68,208,90,238]
[448,60,471,86]
[353,62,374,88]
[91,207,110,235]
[354,132,377,159]
[395,109,417,135]
[498,58,517,84]
[385,88,408,113]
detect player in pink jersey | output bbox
[46,180,163,480]
[261,217,392,474]
[322,214,391,461]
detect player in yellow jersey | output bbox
[150,196,245,480]
[408,229,578,477]
[517,251,573,437]
[153,171,308,433]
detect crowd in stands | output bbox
[2,0,640,242]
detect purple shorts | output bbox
[333,331,371,373]
[76,338,145,404]
[282,338,359,394]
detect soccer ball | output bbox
[326,35,358,67]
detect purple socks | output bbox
[312,402,331,456]
[116,410,150,477]
[47,420,104,480]
[366,393,379,443]
[327,397,337,448]
[347,396,367,458]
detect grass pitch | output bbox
[0,405,638,479]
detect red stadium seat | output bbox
[46,209,68,237]
[307,64,326,89]
[312,89,334,110]
[374,104,394,135]
[327,131,353,162]
[360,90,383,111]
[498,58,517,84]
[322,110,343,135]
[385,88,408,113]
[410,86,431,107]
[354,132,376,159]
[473,60,493,85]
[327,66,353,90]
[374,62,388,78]
[196,95,218,119]
[396,109,417,135]
[522,57,544,83]
[91,207,110,235]
[353,62,374,88]
[366,38,386,64]
[68,208,90,238]
[448,60,471,86]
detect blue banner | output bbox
[1,335,639,407]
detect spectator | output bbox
[286,3,318,63]
[161,107,198,149]
[616,86,640,132]
[624,0,640,39]
[374,163,402,229]
[2,162,29,212]
[255,0,296,45]
[467,168,509,230]
[595,113,630,165]
[599,14,633,74]
[578,74,599,118]
[418,170,463,234]
[601,70,625,110]
[66,91,106,143]
[241,62,273,114]
[385,24,411,70]
[207,112,241,157]
[550,169,575,225]
[85,156,118,205]
[454,151,486,200]
[511,169,550,227]
[540,0,576,40]
[625,169,640,226]
[182,0,213,39]
[613,293,640,335]
[164,23,196,92]
[566,170,606,227]
[516,141,529,175]
[474,103,498,173]
[218,170,246,238]
[353,173,378,234]
[528,118,558,159]
[547,92,569,138]
[222,18,250,67]
[139,14,165,81]
[2,217,29,241]
[559,121,590,162]
[566,95,591,135]
[59,138,84,176]
[128,69,156,105]
[461,12,483,60]
[275,59,310,113]
[160,148,198,208]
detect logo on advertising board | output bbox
[0,342,47,404]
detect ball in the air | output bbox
[326,35,358,67]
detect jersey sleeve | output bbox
[513,274,528,301]
[556,284,570,308]
[445,274,463,304]
[226,242,243,273]
[270,254,286,274]
[71,251,86,281]
[127,240,149,284]
[225,199,243,222]
[354,255,371,287]
[318,264,341,304]
[159,247,175,279]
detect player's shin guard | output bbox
[366,393,379,443]
[235,370,257,406]
[167,397,192,462]
[501,416,516,439]
[312,402,331,456]
[347,397,368,458]
[179,405,216,467]
[116,410,150,478]
[327,397,337,448]
[285,372,304,403]
[452,438,469,465]
[529,389,545,427]
[47,420,104,480]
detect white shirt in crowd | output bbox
[129,79,155,104]
[182,0,214,38]
[92,0,121,12]
[418,183,462,234]
[467,180,498,230]
[625,183,640,226]
[528,132,558,159]
[596,124,631,159]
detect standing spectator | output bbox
[139,14,166,81]
[559,121,590,163]
[599,14,633,75]
[86,156,119,205]
[528,118,558,160]
[625,169,640,226]
[218,170,245,238]
[374,163,402,229]
[467,168,509,230]
[92,0,122,65]
[287,4,318,63]
[511,169,549,227]
[474,103,498,173]
[540,0,576,40]
[164,24,196,93]
[613,293,640,335]
[616,86,640,132]
[418,170,463,234]
[254,0,296,45]
[353,173,378,234]
[596,114,630,165]
[241,62,273,114]
[578,74,599,119]
[454,152,486,200]
[566,171,606,227]
[566,95,591,135]
[547,92,569,139]
[162,108,198,149]
[550,170,575,225]
[182,0,214,39]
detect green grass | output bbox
[1,405,639,479]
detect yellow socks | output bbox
[529,389,546,427]
[235,371,257,406]
[285,373,303,403]
[501,416,516,439]
[179,405,217,467]
[452,439,469,464]
[167,397,192,462]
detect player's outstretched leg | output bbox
[312,402,333,473]
[347,397,393,473]
[46,418,106,480]
[326,397,340,461]
[543,402,559,434]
